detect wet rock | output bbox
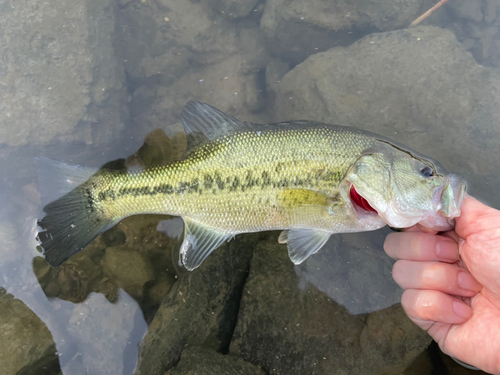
[126,129,187,169]
[273,26,500,206]
[260,0,430,64]
[229,238,431,375]
[403,349,433,375]
[130,52,270,135]
[166,346,266,375]
[0,287,60,375]
[265,59,291,105]
[135,234,258,375]
[0,0,127,147]
[447,0,484,23]
[103,246,155,299]
[33,239,117,303]
[204,0,260,19]
[440,0,500,67]
[118,0,270,131]
[64,290,146,375]
[117,0,267,81]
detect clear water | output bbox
[0,0,498,374]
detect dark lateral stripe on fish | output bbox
[94,165,346,204]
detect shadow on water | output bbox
[0,0,499,374]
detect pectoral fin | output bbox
[279,228,331,264]
[179,219,232,271]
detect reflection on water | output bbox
[0,0,498,374]
[295,228,401,315]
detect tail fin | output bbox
[35,157,116,267]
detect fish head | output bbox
[345,146,466,231]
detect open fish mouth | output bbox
[348,174,466,232]
[349,185,377,214]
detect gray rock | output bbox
[64,290,146,375]
[204,0,260,19]
[260,0,430,63]
[130,51,270,135]
[0,287,60,375]
[166,346,266,375]
[0,0,127,147]
[273,26,500,207]
[447,0,484,23]
[117,0,270,131]
[265,59,291,105]
[229,239,431,375]
[134,234,258,375]
[103,246,155,299]
[117,0,268,80]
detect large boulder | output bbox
[260,0,432,64]
[134,235,258,375]
[166,346,266,375]
[0,0,127,147]
[0,288,60,375]
[229,238,431,375]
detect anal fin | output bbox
[179,218,232,271]
[279,228,331,265]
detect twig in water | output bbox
[410,0,451,27]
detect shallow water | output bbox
[0,0,498,374]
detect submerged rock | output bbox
[166,346,266,375]
[442,0,500,67]
[274,26,500,206]
[135,234,258,375]
[103,246,155,300]
[260,0,431,64]
[229,239,431,375]
[118,0,270,136]
[0,288,60,375]
[0,0,127,147]
[203,0,261,19]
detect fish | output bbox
[36,101,466,271]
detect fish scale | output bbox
[92,127,373,233]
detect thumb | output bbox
[455,194,500,239]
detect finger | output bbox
[393,261,482,297]
[384,231,459,263]
[440,230,461,243]
[401,289,473,325]
[456,195,500,238]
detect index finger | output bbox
[384,231,459,263]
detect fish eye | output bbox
[420,165,434,178]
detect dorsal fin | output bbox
[181,101,250,141]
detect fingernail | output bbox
[436,241,458,262]
[458,272,481,292]
[453,300,472,319]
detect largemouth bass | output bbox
[36,101,466,270]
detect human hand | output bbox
[384,195,500,374]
